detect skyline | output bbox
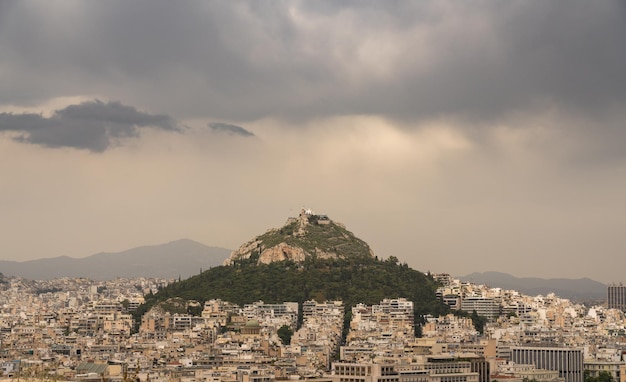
[1,1,625,283]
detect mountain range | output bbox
[0,239,230,280]
[460,271,607,302]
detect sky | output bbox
[1,1,625,283]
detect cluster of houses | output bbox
[1,273,626,382]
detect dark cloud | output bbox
[1,1,624,124]
[209,123,254,137]
[0,100,179,152]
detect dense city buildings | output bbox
[0,274,625,382]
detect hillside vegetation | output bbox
[136,255,449,322]
[224,212,376,265]
[135,212,451,333]
[255,218,373,259]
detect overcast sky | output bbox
[1,1,625,283]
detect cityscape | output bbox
[1,2,625,382]
[1,268,626,382]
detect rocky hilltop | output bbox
[137,210,446,320]
[224,209,375,265]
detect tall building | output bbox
[460,297,500,320]
[608,283,626,311]
[511,346,584,382]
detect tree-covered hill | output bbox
[135,255,450,322]
[134,211,452,332]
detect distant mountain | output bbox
[460,271,607,302]
[0,239,231,280]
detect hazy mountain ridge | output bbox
[0,239,231,280]
[460,271,607,301]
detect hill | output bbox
[224,209,374,265]
[137,211,449,325]
[0,239,230,280]
[145,256,445,314]
[460,271,607,302]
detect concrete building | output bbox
[494,362,564,382]
[511,346,584,382]
[396,358,480,382]
[461,297,500,320]
[608,284,626,311]
[583,360,625,382]
[332,362,399,382]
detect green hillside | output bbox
[135,255,449,323]
[134,212,451,333]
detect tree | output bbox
[598,371,615,382]
[386,256,399,265]
[121,299,130,311]
[277,325,293,345]
[470,310,488,334]
[585,371,614,382]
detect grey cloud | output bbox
[0,1,624,124]
[209,123,254,137]
[0,100,179,152]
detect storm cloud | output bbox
[0,1,624,123]
[0,100,179,152]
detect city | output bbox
[1,2,624,382]
[1,273,625,382]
